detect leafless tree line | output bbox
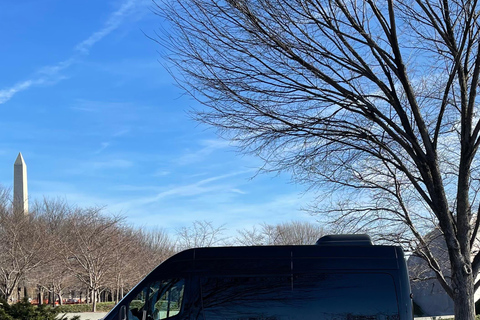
[0,196,177,312]
[0,189,324,312]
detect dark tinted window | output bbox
[128,287,147,320]
[200,273,399,320]
[126,279,185,320]
[147,279,185,319]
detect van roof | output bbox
[187,243,397,259]
[148,244,404,278]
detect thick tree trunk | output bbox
[452,265,475,320]
[91,289,97,312]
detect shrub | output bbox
[0,298,58,320]
[56,302,116,313]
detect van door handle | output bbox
[119,305,127,320]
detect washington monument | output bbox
[14,152,28,214]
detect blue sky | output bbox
[0,0,316,236]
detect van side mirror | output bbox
[119,305,127,320]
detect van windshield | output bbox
[200,273,399,320]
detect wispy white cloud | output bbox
[148,170,248,201]
[113,128,131,137]
[230,188,247,194]
[37,58,75,75]
[0,80,36,104]
[113,169,254,210]
[0,0,141,105]
[74,0,137,54]
[31,170,310,236]
[93,129,130,154]
[178,139,232,165]
[113,184,161,192]
[91,159,134,169]
[111,187,315,235]
[94,142,111,154]
[64,158,135,175]
[153,170,171,177]
[70,99,134,113]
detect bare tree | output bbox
[35,262,77,307]
[105,227,176,303]
[61,207,122,312]
[137,227,177,271]
[0,190,53,302]
[156,0,480,319]
[31,198,77,306]
[175,220,228,250]
[107,226,142,304]
[236,221,325,245]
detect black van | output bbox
[103,234,413,320]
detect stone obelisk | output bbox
[14,152,28,215]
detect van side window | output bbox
[147,278,185,320]
[128,287,147,320]
[200,273,399,320]
[200,275,291,319]
[293,273,400,320]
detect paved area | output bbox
[59,312,107,320]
